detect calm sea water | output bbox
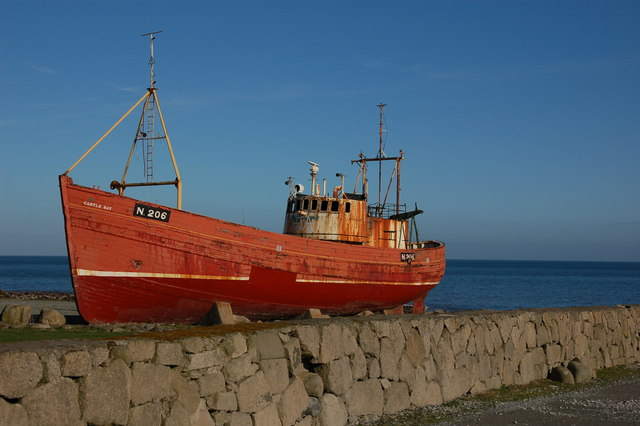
[1,256,639,311]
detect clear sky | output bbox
[1,0,639,261]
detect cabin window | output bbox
[311,199,318,210]
[320,200,328,211]
[331,201,339,212]
[287,201,294,213]
[303,199,309,210]
[296,199,302,210]
[345,202,351,213]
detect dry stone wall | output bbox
[0,305,639,426]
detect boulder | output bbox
[568,360,594,384]
[549,365,575,384]
[39,309,65,327]
[1,305,31,324]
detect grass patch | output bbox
[365,364,640,425]
[0,328,135,343]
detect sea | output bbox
[1,256,639,312]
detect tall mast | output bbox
[377,103,386,207]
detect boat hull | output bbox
[59,175,445,323]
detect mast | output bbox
[377,103,386,207]
[64,31,182,210]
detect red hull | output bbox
[60,175,445,323]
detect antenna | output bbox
[141,31,163,88]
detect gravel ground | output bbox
[441,378,640,425]
[364,366,640,426]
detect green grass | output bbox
[0,328,135,342]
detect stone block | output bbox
[319,393,348,426]
[21,378,81,426]
[1,305,31,324]
[408,366,428,406]
[183,348,226,371]
[39,308,66,327]
[278,377,308,426]
[367,357,380,379]
[207,390,238,411]
[549,366,575,384]
[80,358,131,425]
[284,337,303,373]
[197,371,226,396]
[518,351,536,384]
[237,370,273,413]
[405,327,426,367]
[305,397,322,417]
[260,358,290,394]
[130,362,173,405]
[358,325,380,357]
[297,371,324,398]
[191,399,215,426]
[223,332,248,358]
[253,403,282,426]
[60,350,92,377]
[199,301,235,325]
[319,323,345,363]
[0,351,42,398]
[255,331,286,360]
[41,352,61,383]
[343,379,383,416]
[0,398,27,426]
[379,337,401,380]
[384,381,410,414]
[128,340,156,362]
[350,347,367,381]
[91,346,110,367]
[544,343,562,366]
[305,308,330,319]
[225,352,258,383]
[423,380,443,406]
[317,356,353,395]
[440,369,472,402]
[295,325,320,359]
[170,368,201,416]
[180,336,206,353]
[155,342,184,366]
[230,411,255,426]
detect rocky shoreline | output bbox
[0,290,75,302]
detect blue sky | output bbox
[1,0,638,261]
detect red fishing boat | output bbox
[59,33,445,324]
